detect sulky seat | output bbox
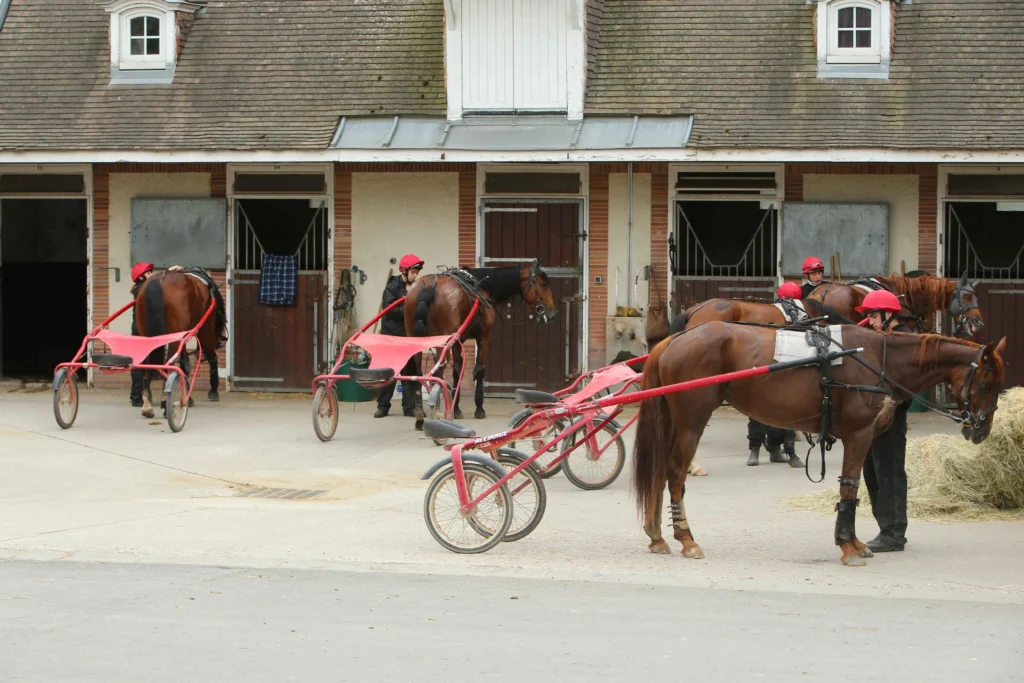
[422,420,477,439]
[514,388,561,405]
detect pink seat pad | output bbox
[351,334,457,373]
[94,330,189,365]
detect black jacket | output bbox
[380,275,408,336]
[800,281,821,300]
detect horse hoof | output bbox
[188,398,195,408]
[453,409,464,420]
[649,540,671,554]
[858,546,875,559]
[682,544,705,560]
[142,409,155,419]
[689,466,708,477]
[208,391,220,402]
[841,554,867,567]
[415,419,424,432]
[475,409,487,419]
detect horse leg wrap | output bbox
[668,500,689,532]
[834,498,859,546]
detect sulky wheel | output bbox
[495,448,547,543]
[52,372,79,430]
[560,416,626,490]
[506,410,568,479]
[423,462,513,554]
[312,384,339,442]
[166,377,189,433]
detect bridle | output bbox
[949,280,981,337]
[953,345,998,431]
[523,260,550,324]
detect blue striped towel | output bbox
[259,254,298,306]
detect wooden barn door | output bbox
[482,202,583,395]
[230,199,328,392]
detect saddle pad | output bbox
[773,325,844,367]
[772,299,807,324]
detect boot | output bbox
[784,437,804,468]
[768,445,787,463]
[867,533,906,552]
[373,407,389,418]
[786,449,804,468]
[747,446,760,466]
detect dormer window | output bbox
[124,13,162,67]
[816,0,892,78]
[103,0,203,82]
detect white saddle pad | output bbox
[774,325,844,366]
[773,299,807,324]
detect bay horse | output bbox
[806,272,984,336]
[633,321,1006,566]
[404,262,558,421]
[135,269,228,419]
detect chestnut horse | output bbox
[135,269,227,419]
[633,321,1006,566]
[806,272,984,336]
[404,263,558,421]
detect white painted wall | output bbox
[607,172,652,315]
[351,173,460,328]
[803,174,919,275]
[108,173,210,334]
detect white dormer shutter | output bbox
[458,0,575,113]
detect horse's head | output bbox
[521,261,558,325]
[951,271,984,337]
[950,336,1006,444]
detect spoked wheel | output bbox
[426,386,450,447]
[423,462,513,554]
[507,411,568,479]
[312,384,339,442]
[495,448,547,543]
[166,378,189,433]
[560,416,626,490]
[52,372,79,430]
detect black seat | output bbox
[514,388,561,405]
[348,367,395,386]
[92,354,133,368]
[422,420,477,439]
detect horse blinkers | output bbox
[525,260,557,325]
[953,345,1000,443]
[950,274,983,337]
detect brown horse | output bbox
[404,263,558,421]
[807,272,984,336]
[135,269,227,419]
[633,321,1006,566]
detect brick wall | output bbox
[784,162,939,273]
[587,170,609,369]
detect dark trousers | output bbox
[376,357,419,415]
[130,316,143,402]
[747,418,795,452]
[864,406,909,540]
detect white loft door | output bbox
[461,0,515,111]
[513,0,569,110]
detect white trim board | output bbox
[3,149,1024,164]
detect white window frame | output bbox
[105,0,201,72]
[119,10,168,70]
[817,0,889,66]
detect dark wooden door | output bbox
[483,202,582,394]
[673,278,777,312]
[231,273,325,391]
[969,281,1024,389]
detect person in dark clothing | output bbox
[856,289,912,553]
[747,282,804,468]
[800,255,825,300]
[129,262,182,406]
[374,254,425,420]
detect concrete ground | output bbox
[1,387,1022,680]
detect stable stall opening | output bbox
[945,201,1024,388]
[0,199,88,379]
[231,198,329,391]
[672,200,777,309]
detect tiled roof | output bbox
[0,0,446,150]
[584,0,1024,149]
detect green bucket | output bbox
[334,358,374,403]
[908,390,930,413]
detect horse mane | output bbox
[464,266,530,303]
[878,274,951,316]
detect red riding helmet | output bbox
[398,254,424,272]
[776,282,802,300]
[131,262,155,282]
[855,290,902,315]
[802,256,825,274]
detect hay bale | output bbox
[788,387,1024,521]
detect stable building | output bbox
[1,0,1021,393]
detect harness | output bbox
[434,261,550,324]
[847,277,980,335]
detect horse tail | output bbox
[143,274,167,337]
[413,283,436,337]
[210,283,228,349]
[632,339,675,520]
